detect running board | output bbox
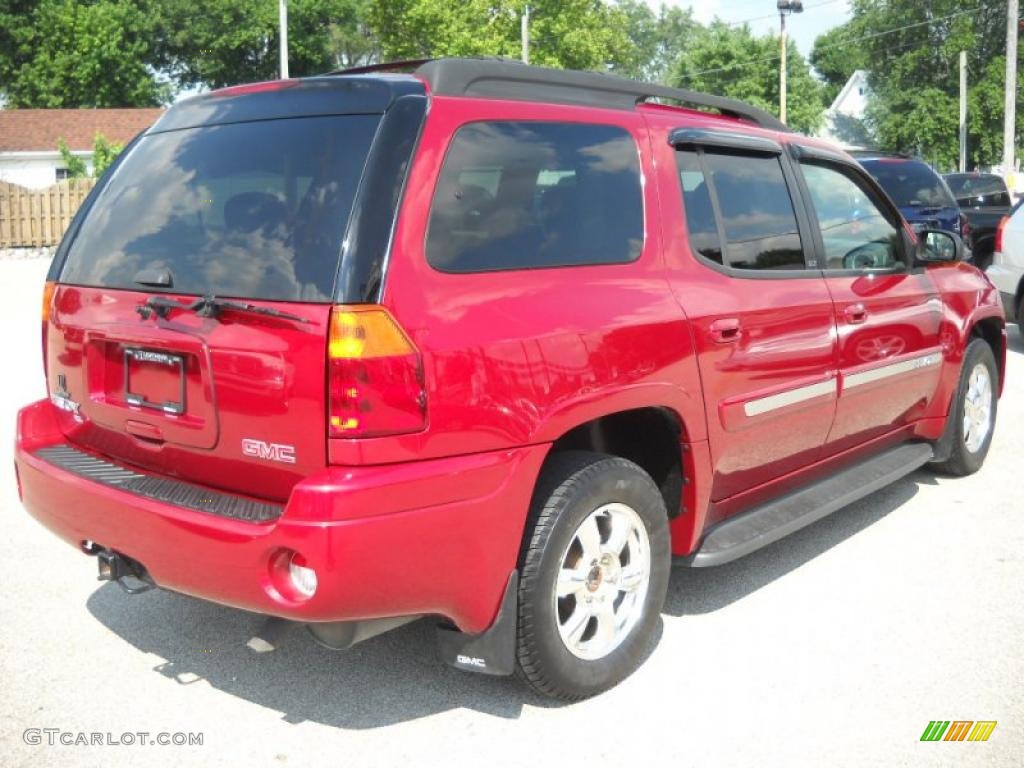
[681,443,934,568]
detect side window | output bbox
[702,151,805,270]
[426,121,644,273]
[800,162,903,271]
[676,150,723,265]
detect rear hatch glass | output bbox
[61,115,380,301]
[944,174,1012,208]
[861,159,957,210]
[48,113,381,501]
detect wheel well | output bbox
[970,316,1005,384]
[547,408,684,518]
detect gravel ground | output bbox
[1,257,1021,768]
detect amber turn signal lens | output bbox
[41,281,56,323]
[328,307,416,359]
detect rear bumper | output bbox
[15,399,547,633]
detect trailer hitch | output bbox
[94,548,156,594]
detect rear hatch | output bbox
[44,76,424,501]
[860,158,960,234]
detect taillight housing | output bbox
[995,215,1009,254]
[327,306,426,439]
[41,281,55,379]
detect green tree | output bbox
[57,139,88,178]
[809,21,868,106]
[151,0,374,89]
[57,134,124,179]
[91,134,123,177]
[673,22,825,134]
[611,0,698,83]
[326,0,379,69]
[0,0,168,107]
[837,0,1022,169]
[369,0,635,72]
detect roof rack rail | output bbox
[411,58,789,132]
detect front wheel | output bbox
[931,338,998,476]
[515,451,671,701]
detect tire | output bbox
[930,338,998,476]
[971,248,993,273]
[515,451,671,701]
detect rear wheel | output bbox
[515,451,671,701]
[931,339,998,476]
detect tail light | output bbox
[995,215,1009,253]
[41,281,55,379]
[327,306,426,438]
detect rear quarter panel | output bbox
[330,95,706,469]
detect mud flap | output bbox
[930,388,960,464]
[436,570,518,676]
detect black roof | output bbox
[333,57,789,132]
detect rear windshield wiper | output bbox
[136,295,310,324]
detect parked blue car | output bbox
[851,151,962,237]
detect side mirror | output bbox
[915,228,964,264]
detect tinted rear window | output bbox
[676,150,723,265]
[703,151,805,270]
[425,121,643,273]
[860,159,955,209]
[944,174,1012,207]
[60,115,380,302]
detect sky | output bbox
[648,0,853,55]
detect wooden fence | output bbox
[0,179,97,247]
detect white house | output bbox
[0,108,163,189]
[815,70,873,149]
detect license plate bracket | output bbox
[123,348,186,415]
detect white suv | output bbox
[987,200,1024,325]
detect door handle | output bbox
[843,303,868,324]
[710,318,741,343]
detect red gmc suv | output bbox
[14,59,1005,701]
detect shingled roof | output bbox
[0,108,164,153]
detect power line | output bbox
[679,2,999,82]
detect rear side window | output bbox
[426,121,644,273]
[676,150,723,264]
[676,149,805,271]
[60,115,380,302]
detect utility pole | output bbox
[960,50,968,172]
[1004,0,1018,180]
[521,5,530,64]
[279,0,289,79]
[780,13,787,123]
[777,1,804,124]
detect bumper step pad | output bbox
[34,444,282,523]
